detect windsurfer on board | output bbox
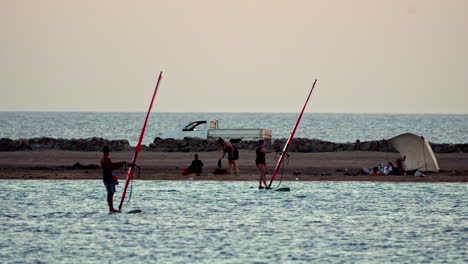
[100,145,126,213]
[256,139,275,189]
[217,138,239,175]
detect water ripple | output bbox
[0,180,466,263]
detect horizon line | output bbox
[0,110,467,115]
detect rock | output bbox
[0,137,131,152]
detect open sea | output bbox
[0,180,466,264]
[0,112,467,146]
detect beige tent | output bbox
[388,133,440,172]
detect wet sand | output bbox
[0,150,467,182]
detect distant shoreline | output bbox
[1,112,467,146]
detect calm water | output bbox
[0,180,466,264]
[1,112,467,146]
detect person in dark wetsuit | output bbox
[188,154,204,174]
[100,145,126,213]
[256,139,275,189]
[217,138,239,175]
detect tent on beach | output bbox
[388,133,440,172]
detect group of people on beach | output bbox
[213,138,276,189]
[100,138,276,213]
[364,155,407,176]
[187,138,274,189]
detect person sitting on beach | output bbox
[100,145,126,214]
[378,163,386,174]
[217,138,239,175]
[358,167,371,175]
[187,153,204,175]
[384,162,395,175]
[371,163,390,175]
[372,165,382,175]
[256,139,275,189]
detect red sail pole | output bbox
[269,79,317,187]
[119,71,163,211]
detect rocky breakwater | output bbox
[0,137,131,151]
[147,137,381,152]
[148,137,468,153]
[1,137,466,153]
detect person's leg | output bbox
[233,160,239,175]
[104,180,113,212]
[105,181,119,213]
[260,165,269,188]
[229,160,237,175]
[257,164,263,188]
[107,193,114,212]
[257,164,267,188]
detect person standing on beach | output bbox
[100,145,126,213]
[256,139,275,189]
[217,138,239,175]
[395,155,406,176]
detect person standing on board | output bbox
[217,138,239,175]
[256,139,275,189]
[100,145,126,213]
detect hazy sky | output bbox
[1,0,467,113]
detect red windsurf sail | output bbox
[269,79,317,187]
[119,71,163,211]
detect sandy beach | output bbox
[0,150,467,182]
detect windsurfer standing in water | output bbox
[256,139,275,189]
[100,145,126,213]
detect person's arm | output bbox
[260,147,275,153]
[111,161,126,170]
[219,144,229,160]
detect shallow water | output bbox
[1,112,467,145]
[0,180,466,263]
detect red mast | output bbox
[119,71,163,211]
[269,79,317,187]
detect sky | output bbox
[1,0,467,113]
